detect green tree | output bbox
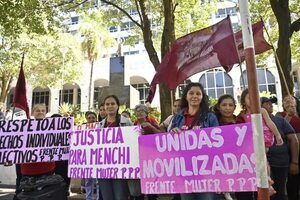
[0,0,96,37]
[250,0,300,97]
[97,0,215,120]
[0,32,83,104]
[80,11,115,109]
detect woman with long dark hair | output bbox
[170,82,219,200]
[98,102,107,121]
[213,94,237,200]
[213,94,237,125]
[98,95,132,200]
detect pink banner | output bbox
[0,117,73,164]
[139,123,256,194]
[68,125,141,179]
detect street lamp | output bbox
[59,47,68,105]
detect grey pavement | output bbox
[0,186,86,200]
[0,186,173,200]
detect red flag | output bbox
[147,17,239,103]
[13,54,30,119]
[234,21,272,61]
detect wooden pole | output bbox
[238,63,246,89]
[170,90,174,114]
[238,1,270,200]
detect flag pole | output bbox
[260,17,290,96]
[170,90,174,115]
[238,63,246,89]
[12,53,26,117]
[238,1,270,200]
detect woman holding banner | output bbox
[20,104,56,177]
[128,104,161,200]
[85,111,103,200]
[170,82,220,200]
[98,95,133,200]
[18,104,67,200]
[213,95,240,200]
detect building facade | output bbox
[5,0,300,114]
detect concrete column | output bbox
[73,87,78,106]
[49,88,60,113]
[81,88,89,112]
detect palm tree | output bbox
[80,11,115,109]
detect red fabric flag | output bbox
[13,54,30,119]
[147,17,239,103]
[234,21,272,61]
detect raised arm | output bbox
[261,108,283,145]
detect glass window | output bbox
[208,89,215,97]
[59,88,81,109]
[240,68,276,95]
[121,22,130,31]
[226,7,237,16]
[178,79,191,98]
[226,88,234,95]
[217,88,225,96]
[257,69,266,84]
[216,8,226,18]
[199,76,206,88]
[131,83,150,104]
[129,9,138,15]
[218,8,225,15]
[207,72,215,88]
[268,85,276,94]
[266,71,275,83]
[215,72,224,87]
[199,69,234,99]
[94,87,102,108]
[71,16,79,25]
[120,22,135,31]
[232,23,239,32]
[259,85,267,92]
[32,90,50,111]
[109,26,118,32]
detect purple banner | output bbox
[68,125,140,179]
[0,117,73,164]
[139,123,256,194]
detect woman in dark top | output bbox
[128,104,160,200]
[170,82,219,200]
[276,95,300,200]
[98,95,132,200]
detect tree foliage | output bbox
[249,0,300,96]
[0,0,100,37]
[93,0,216,120]
[80,10,116,108]
[0,32,83,103]
[0,0,90,105]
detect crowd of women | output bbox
[12,81,300,200]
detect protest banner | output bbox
[0,117,73,164]
[68,125,140,179]
[139,123,256,194]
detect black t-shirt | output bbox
[267,115,295,167]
